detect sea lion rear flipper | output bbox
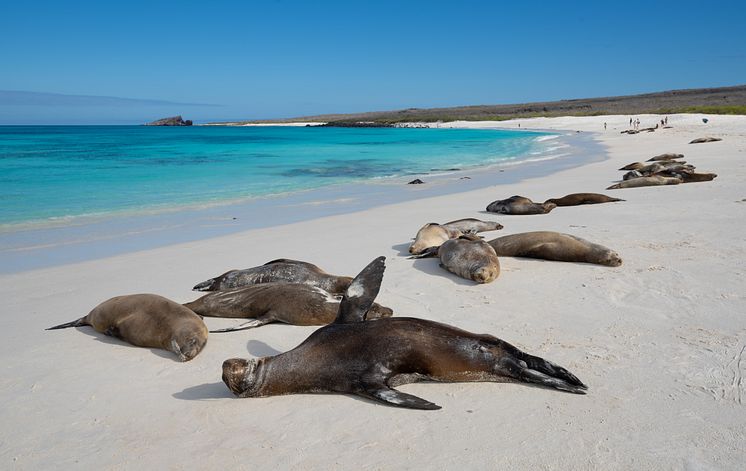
[499,355,587,394]
[209,318,271,333]
[360,385,441,410]
[408,246,439,259]
[46,317,87,330]
[334,256,386,324]
[193,277,217,291]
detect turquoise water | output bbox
[0,125,548,228]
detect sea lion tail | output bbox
[192,278,217,291]
[500,352,587,394]
[46,317,86,330]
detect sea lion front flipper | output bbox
[334,256,386,324]
[407,246,439,259]
[360,385,441,410]
[209,318,271,333]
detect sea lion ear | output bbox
[334,256,386,324]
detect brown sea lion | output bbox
[442,218,504,234]
[656,170,717,183]
[486,195,556,215]
[648,153,684,161]
[543,193,624,206]
[409,223,464,255]
[222,256,587,410]
[689,137,722,144]
[619,162,645,171]
[607,175,682,190]
[46,294,208,361]
[184,283,393,332]
[193,259,352,294]
[488,231,622,267]
[412,235,500,283]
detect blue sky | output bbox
[1,0,744,124]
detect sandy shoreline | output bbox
[1,114,745,469]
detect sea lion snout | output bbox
[472,266,499,284]
[222,358,250,395]
[367,304,394,319]
[178,336,206,361]
[604,251,623,267]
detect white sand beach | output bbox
[1,114,745,469]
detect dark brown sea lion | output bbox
[221,256,587,410]
[193,259,352,294]
[648,153,684,161]
[486,195,556,215]
[184,283,393,332]
[442,218,504,234]
[409,223,464,255]
[656,170,717,183]
[543,193,624,206]
[47,294,208,361]
[412,236,500,283]
[488,231,622,267]
[689,137,722,144]
[607,175,682,190]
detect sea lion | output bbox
[619,162,645,171]
[409,223,464,255]
[184,283,393,332]
[543,193,624,206]
[412,235,500,283]
[193,259,353,294]
[648,153,684,161]
[222,256,587,410]
[689,137,722,144]
[488,231,622,267]
[46,294,208,361]
[486,195,556,215]
[442,218,504,234]
[656,170,717,183]
[606,175,682,190]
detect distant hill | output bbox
[215,85,746,125]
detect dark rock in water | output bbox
[408,178,425,184]
[146,116,193,126]
[460,176,471,180]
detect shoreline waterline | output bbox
[0,127,603,273]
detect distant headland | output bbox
[145,116,193,126]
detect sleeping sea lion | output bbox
[412,235,500,283]
[486,196,556,215]
[656,170,717,183]
[689,137,722,144]
[648,153,684,161]
[222,256,587,410]
[184,283,393,332]
[619,162,645,171]
[441,218,504,234]
[193,259,352,294]
[409,223,464,255]
[606,175,682,190]
[543,193,624,206]
[46,294,208,361]
[488,231,622,267]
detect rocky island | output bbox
[145,115,193,126]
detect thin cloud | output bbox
[0,90,221,107]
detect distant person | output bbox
[665,116,668,125]
[604,122,607,130]
[629,117,632,127]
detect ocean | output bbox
[0,125,552,230]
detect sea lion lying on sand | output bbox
[47,294,208,361]
[411,235,500,283]
[185,283,393,332]
[654,170,717,183]
[488,231,622,267]
[193,259,352,294]
[689,137,722,144]
[543,193,624,206]
[648,153,684,161]
[409,219,503,255]
[486,195,556,215]
[607,175,682,190]
[222,256,587,410]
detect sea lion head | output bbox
[409,223,449,254]
[542,202,557,213]
[170,325,208,361]
[366,303,394,320]
[222,358,260,397]
[471,264,500,283]
[600,250,623,267]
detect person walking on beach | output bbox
[604,122,607,130]
[629,117,632,127]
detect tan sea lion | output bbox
[607,175,682,190]
[689,137,722,144]
[47,294,208,361]
[409,223,464,255]
[184,282,393,332]
[656,170,717,183]
[488,231,622,267]
[619,162,645,171]
[193,259,352,294]
[442,218,504,234]
[543,193,624,206]
[412,235,500,283]
[648,153,684,161]
[486,195,556,215]
[222,256,587,410]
